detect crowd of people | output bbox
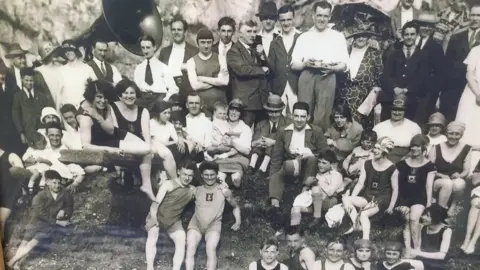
[1,0,480,269]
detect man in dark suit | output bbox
[4,43,53,102]
[247,95,289,178]
[268,102,328,210]
[268,4,301,116]
[159,15,198,104]
[390,0,420,40]
[227,20,270,126]
[0,63,23,154]
[440,4,480,122]
[381,21,427,121]
[12,68,55,148]
[413,13,447,124]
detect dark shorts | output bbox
[397,195,427,208]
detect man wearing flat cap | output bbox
[4,43,53,102]
[269,102,328,210]
[248,94,289,178]
[187,28,229,118]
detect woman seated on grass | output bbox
[76,79,159,202]
[342,137,398,240]
[409,204,452,270]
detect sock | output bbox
[249,154,259,168]
[291,211,302,226]
[312,193,323,218]
[259,156,271,172]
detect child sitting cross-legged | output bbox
[248,238,288,270]
[291,149,343,228]
[7,170,73,269]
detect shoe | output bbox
[246,166,256,176]
[257,170,268,180]
[307,218,323,231]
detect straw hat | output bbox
[263,94,285,112]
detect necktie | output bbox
[271,122,277,133]
[406,47,412,59]
[145,59,153,85]
[101,61,106,75]
[250,49,257,64]
[469,30,477,48]
[419,37,424,49]
[223,44,228,56]
[27,89,33,99]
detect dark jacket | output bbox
[270,124,328,176]
[417,37,447,94]
[380,45,426,102]
[226,42,270,111]
[252,115,289,142]
[5,67,53,102]
[212,41,235,54]
[12,89,54,142]
[29,188,73,225]
[445,29,470,92]
[267,33,302,96]
[0,83,23,153]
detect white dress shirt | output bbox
[285,124,312,154]
[134,58,179,98]
[91,57,122,85]
[401,7,414,28]
[281,30,297,53]
[168,42,186,77]
[373,119,421,147]
[14,67,22,89]
[291,27,349,67]
[349,46,368,79]
[185,112,212,148]
[218,41,233,57]
[260,29,278,57]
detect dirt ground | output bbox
[3,171,480,269]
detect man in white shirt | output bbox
[159,16,198,104]
[268,4,302,117]
[135,35,179,111]
[58,40,96,110]
[291,1,349,130]
[373,96,421,163]
[256,2,280,58]
[184,93,212,154]
[213,16,236,58]
[86,39,122,85]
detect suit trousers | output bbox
[298,70,336,131]
[269,156,318,202]
[440,88,463,122]
[243,110,267,127]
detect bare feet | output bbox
[447,205,458,217]
[344,227,354,235]
[460,240,469,251]
[464,244,475,255]
[140,186,159,203]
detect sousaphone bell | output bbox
[74,0,163,56]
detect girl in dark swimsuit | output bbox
[428,121,471,217]
[410,204,452,270]
[394,134,436,253]
[349,239,374,270]
[343,137,398,240]
[76,79,158,202]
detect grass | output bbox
[3,171,480,269]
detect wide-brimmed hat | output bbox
[62,39,82,57]
[346,31,382,39]
[40,107,61,124]
[38,42,64,62]
[263,94,285,111]
[391,94,408,110]
[427,112,446,126]
[256,2,278,18]
[412,13,439,26]
[5,43,28,59]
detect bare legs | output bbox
[462,197,480,254]
[399,205,425,256]
[449,178,466,217]
[7,239,39,268]
[342,196,379,240]
[433,178,453,209]
[185,230,220,270]
[145,225,186,270]
[0,207,11,240]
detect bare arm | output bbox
[141,109,151,146]
[417,228,452,260]
[387,169,399,211]
[300,248,316,270]
[352,164,367,197]
[150,181,171,217]
[223,186,241,230]
[78,115,117,153]
[460,149,472,179]
[426,171,435,207]
[198,57,229,87]
[8,153,24,168]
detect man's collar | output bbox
[173,41,186,49]
[186,112,206,119]
[198,52,213,60]
[284,123,311,131]
[221,40,233,47]
[238,40,251,50]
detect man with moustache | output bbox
[159,16,198,103]
[187,28,229,117]
[390,0,420,41]
[413,13,447,124]
[268,4,301,117]
[440,4,480,122]
[256,2,280,58]
[291,1,349,130]
[135,35,179,111]
[227,20,270,126]
[86,39,122,85]
[381,21,426,121]
[58,40,95,110]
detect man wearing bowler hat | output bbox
[247,94,289,178]
[412,12,447,124]
[256,1,280,58]
[4,43,53,101]
[268,102,328,212]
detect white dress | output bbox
[456,46,480,147]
